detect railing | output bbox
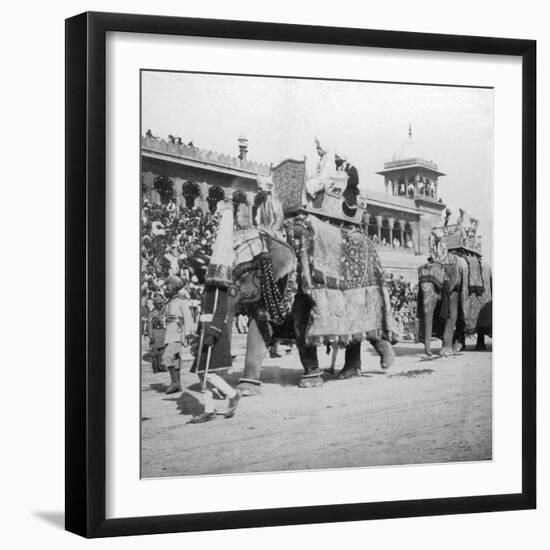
[141,135,271,176]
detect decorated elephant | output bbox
[195,213,398,395]
[417,251,492,357]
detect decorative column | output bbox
[398,219,406,247]
[388,217,395,246]
[375,215,383,242]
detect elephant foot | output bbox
[337,366,361,379]
[453,341,463,353]
[299,369,324,388]
[237,379,262,397]
[439,348,453,358]
[475,343,487,351]
[371,339,395,370]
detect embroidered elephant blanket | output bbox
[298,215,397,345]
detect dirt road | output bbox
[141,337,492,478]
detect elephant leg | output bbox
[368,337,395,370]
[420,283,437,356]
[237,318,266,396]
[440,292,459,357]
[293,293,323,388]
[297,344,323,388]
[475,330,487,351]
[338,341,362,378]
[452,330,465,353]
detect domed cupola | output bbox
[377,124,446,202]
[392,124,423,162]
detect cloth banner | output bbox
[462,258,492,333]
[464,254,485,295]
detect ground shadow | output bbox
[163,390,204,416]
[32,511,65,530]
[199,365,303,388]
[149,382,168,393]
[393,346,427,357]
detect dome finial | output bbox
[408,123,412,139]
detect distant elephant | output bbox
[417,253,492,357]
[197,228,396,395]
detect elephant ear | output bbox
[418,262,446,292]
[264,236,297,282]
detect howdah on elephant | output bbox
[197,216,398,395]
[417,252,492,357]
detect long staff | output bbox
[200,287,219,392]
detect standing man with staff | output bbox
[189,200,241,423]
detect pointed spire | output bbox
[408,123,412,139]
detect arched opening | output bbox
[381,218,391,246]
[181,180,201,209]
[206,185,225,214]
[367,215,378,241]
[398,177,406,196]
[152,175,175,205]
[407,180,415,198]
[232,189,249,213]
[393,220,402,248]
[404,222,414,250]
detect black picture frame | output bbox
[65,11,536,538]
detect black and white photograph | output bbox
[140,70,493,478]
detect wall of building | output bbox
[141,156,259,213]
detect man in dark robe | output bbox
[335,153,360,218]
[189,203,241,423]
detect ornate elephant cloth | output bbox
[291,214,397,345]
[231,227,298,344]
[418,253,492,338]
[464,254,486,295]
[461,257,492,333]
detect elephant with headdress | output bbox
[194,209,398,395]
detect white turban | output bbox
[257,175,274,192]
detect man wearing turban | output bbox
[162,275,195,394]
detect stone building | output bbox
[141,133,269,219]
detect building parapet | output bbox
[383,157,440,171]
[141,135,271,176]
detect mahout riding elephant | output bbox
[417,252,492,357]
[196,224,397,396]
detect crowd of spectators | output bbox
[387,273,418,339]
[141,198,219,326]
